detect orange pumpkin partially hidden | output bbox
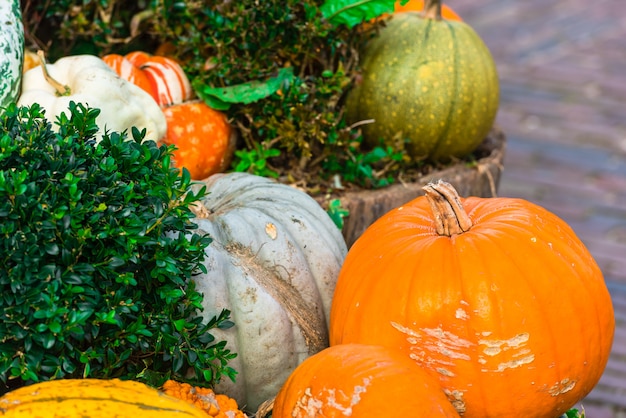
[161,101,236,180]
[272,343,460,417]
[395,0,462,20]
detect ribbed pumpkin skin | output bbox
[346,12,499,161]
[190,172,348,412]
[0,379,208,417]
[273,343,460,417]
[329,193,615,417]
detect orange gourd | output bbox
[272,343,460,417]
[330,180,615,418]
[161,380,246,417]
[102,51,193,107]
[161,100,235,180]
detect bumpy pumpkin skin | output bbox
[273,343,460,417]
[0,379,209,417]
[161,101,236,180]
[329,184,615,417]
[190,172,348,411]
[346,12,499,162]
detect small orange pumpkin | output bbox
[160,100,236,180]
[272,343,460,417]
[102,51,193,107]
[330,180,615,417]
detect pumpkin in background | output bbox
[0,379,211,417]
[161,101,236,180]
[395,0,461,20]
[272,343,460,417]
[329,180,615,417]
[102,51,193,107]
[346,0,499,162]
[189,172,348,412]
[22,49,40,73]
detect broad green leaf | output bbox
[194,67,294,110]
[320,0,399,28]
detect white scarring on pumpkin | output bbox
[190,172,348,411]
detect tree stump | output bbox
[318,126,506,247]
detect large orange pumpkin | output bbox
[161,100,236,180]
[272,343,460,417]
[329,180,615,418]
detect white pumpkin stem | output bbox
[422,180,472,236]
[36,50,71,97]
[422,0,443,20]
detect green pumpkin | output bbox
[346,0,499,162]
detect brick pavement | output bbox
[444,0,626,414]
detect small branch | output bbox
[347,118,375,130]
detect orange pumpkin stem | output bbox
[422,180,472,236]
[422,0,443,20]
[37,50,71,96]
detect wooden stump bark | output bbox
[318,126,506,247]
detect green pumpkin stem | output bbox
[422,0,443,20]
[423,180,472,236]
[37,50,71,97]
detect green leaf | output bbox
[563,408,585,418]
[327,199,350,230]
[320,0,396,28]
[49,321,62,334]
[194,67,294,109]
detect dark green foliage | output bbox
[19,0,154,57]
[0,102,236,393]
[149,1,369,186]
[22,0,410,191]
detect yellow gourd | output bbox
[0,379,239,417]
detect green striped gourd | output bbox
[0,0,24,111]
[345,0,499,162]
